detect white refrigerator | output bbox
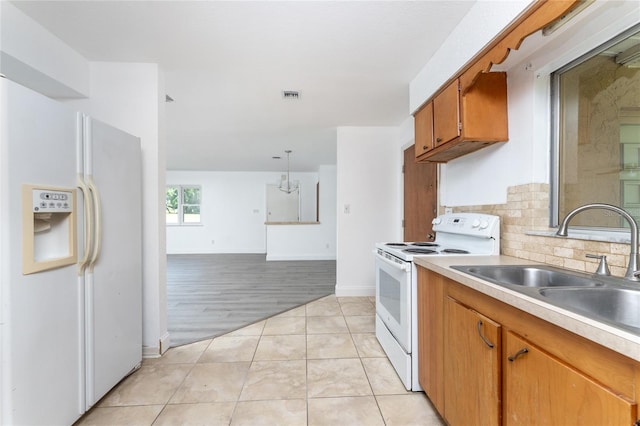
[0,78,142,425]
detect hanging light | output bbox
[279,150,299,194]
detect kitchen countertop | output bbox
[413,255,640,362]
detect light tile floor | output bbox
[76,296,445,426]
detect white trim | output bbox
[266,254,337,261]
[142,345,160,359]
[335,284,375,297]
[142,331,171,358]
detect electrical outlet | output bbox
[211,239,215,245]
[344,204,351,214]
[445,207,453,214]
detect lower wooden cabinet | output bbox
[417,266,444,412]
[417,266,640,426]
[504,331,637,426]
[444,297,501,425]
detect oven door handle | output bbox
[374,250,411,272]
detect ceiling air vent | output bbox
[282,90,300,100]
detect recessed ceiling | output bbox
[11,1,475,172]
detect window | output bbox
[552,26,640,229]
[166,185,201,225]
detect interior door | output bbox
[403,145,437,241]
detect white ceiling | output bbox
[11,1,475,172]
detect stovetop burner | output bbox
[386,243,408,247]
[441,248,470,254]
[412,242,439,247]
[403,248,438,254]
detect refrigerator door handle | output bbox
[87,176,102,272]
[78,174,93,274]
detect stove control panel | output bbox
[432,213,500,239]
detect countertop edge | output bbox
[413,255,640,362]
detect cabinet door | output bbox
[444,297,501,426]
[414,102,434,158]
[504,331,638,426]
[433,80,460,147]
[417,267,444,413]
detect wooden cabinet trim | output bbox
[459,0,582,94]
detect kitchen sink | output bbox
[451,264,640,334]
[539,287,640,332]
[451,265,603,288]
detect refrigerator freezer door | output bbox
[83,117,142,408]
[1,79,85,425]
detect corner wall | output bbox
[336,126,402,296]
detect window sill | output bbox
[527,228,632,245]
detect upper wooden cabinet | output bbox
[414,102,433,158]
[414,0,582,163]
[415,72,508,162]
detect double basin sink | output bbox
[450,264,640,334]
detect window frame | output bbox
[550,23,640,229]
[166,184,202,226]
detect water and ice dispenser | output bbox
[22,184,77,274]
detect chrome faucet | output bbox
[556,203,640,281]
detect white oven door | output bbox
[375,251,412,353]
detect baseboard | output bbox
[266,254,337,261]
[335,283,375,297]
[142,332,171,358]
[167,249,266,255]
[159,332,171,355]
[142,345,160,359]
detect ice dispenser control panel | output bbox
[32,189,72,213]
[22,184,77,275]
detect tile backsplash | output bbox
[449,183,632,278]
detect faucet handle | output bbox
[586,254,611,276]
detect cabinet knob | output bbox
[436,137,443,143]
[423,145,427,150]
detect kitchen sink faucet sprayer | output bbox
[556,203,640,282]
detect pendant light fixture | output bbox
[279,150,299,194]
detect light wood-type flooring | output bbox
[167,254,336,346]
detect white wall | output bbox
[418,0,640,208]
[166,170,321,254]
[63,62,169,356]
[335,127,403,296]
[266,165,337,260]
[0,1,89,98]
